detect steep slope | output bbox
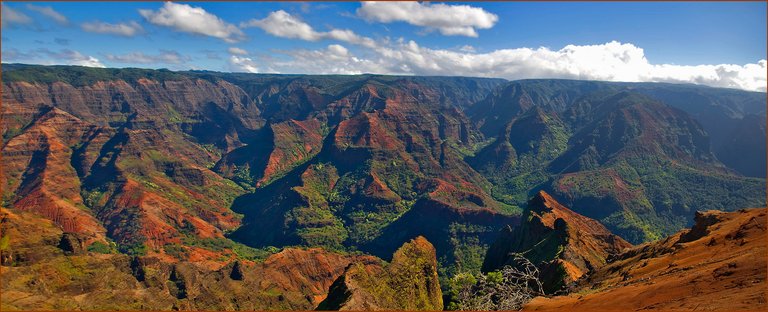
[317,236,443,311]
[524,208,767,310]
[1,107,108,243]
[2,71,254,261]
[229,80,517,275]
[215,118,326,188]
[483,191,631,293]
[469,79,767,177]
[469,82,765,242]
[3,64,511,277]
[548,92,764,242]
[631,83,767,177]
[0,207,375,310]
[469,106,570,205]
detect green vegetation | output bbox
[118,241,148,256]
[554,156,765,242]
[180,236,277,262]
[87,241,116,254]
[2,64,188,86]
[0,234,10,251]
[319,238,442,310]
[232,164,255,188]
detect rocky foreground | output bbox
[1,194,765,310]
[524,207,767,310]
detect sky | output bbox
[1,1,766,91]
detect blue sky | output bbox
[2,1,766,91]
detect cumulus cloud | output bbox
[242,10,377,48]
[282,44,386,74]
[262,40,766,92]
[229,55,260,73]
[139,2,244,43]
[81,21,144,37]
[259,44,384,75]
[356,2,498,37]
[228,47,248,55]
[26,4,68,25]
[104,50,189,64]
[2,4,32,27]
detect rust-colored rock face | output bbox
[524,208,767,311]
[2,78,252,262]
[2,108,108,243]
[258,248,377,297]
[0,207,370,310]
[318,236,443,311]
[483,191,632,293]
[259,119,325,186]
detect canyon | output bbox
[1,64,765,310]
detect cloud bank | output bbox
[2,3,763,92]
[245,39,765,92]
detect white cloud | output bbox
[266,44,387,75]
[2,48,104,68]
[229,55,259,73]
[356,2,498,37]
[104,50,189,64]
[81,21,144,37]
[228,47,248,55]
[139,2,245,43]
[459,45,476,53]
[242,10,377,48]
[1,4,32,27]
[242,10,317,40]
[262,40,766,92]
[26,4,68,25]
[43,49,105,67]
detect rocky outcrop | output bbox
[525,208,767,310]
[57,232,85,255]
[318,236,443,310]
[483,191,631,293]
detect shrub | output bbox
[452,253,543,311]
